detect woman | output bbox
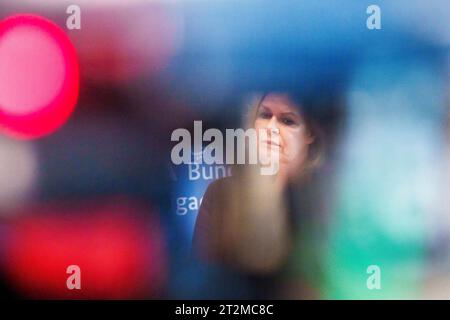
[192,92,323,275]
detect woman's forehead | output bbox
[260,94,301,115]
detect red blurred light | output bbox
[0,14,79,139]
[71,6,179,85]
[4,200,166,299]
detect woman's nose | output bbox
[267,116,279,133]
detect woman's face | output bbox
[254,94,314,176]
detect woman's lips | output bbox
[261,140,281,148]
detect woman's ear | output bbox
[305,131,315,145]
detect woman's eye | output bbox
[259,112,272,119]
[281,117,297,126]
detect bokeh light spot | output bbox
[0,14,79,139]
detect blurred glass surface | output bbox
[0,0,448,299]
